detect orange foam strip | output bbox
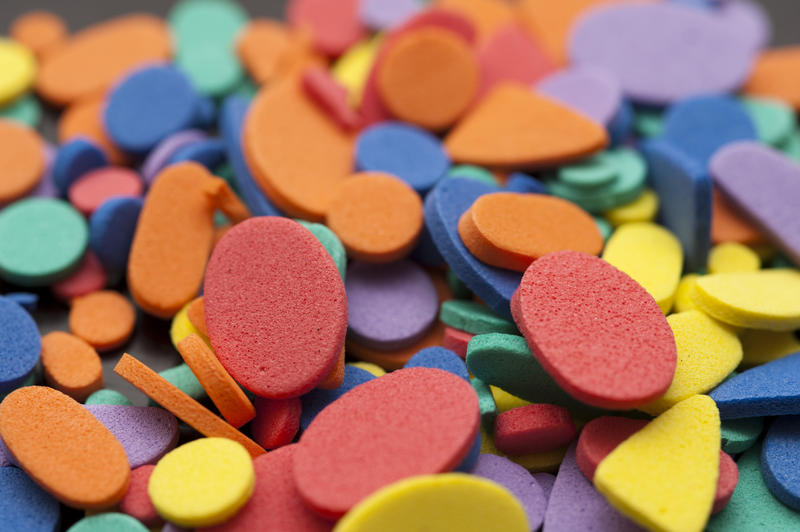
[433,0,515,41]
[128,162,218,318]
[114,353,266,457]
[711,187,765,246]
[0,386,130,509]
[35,14,171,106]
[317,348,346,390]
[186,297,208,338]
[243,80,353,221]
[59,96,128,165]
[9,10,68,59]
[744,46,800,110]
[177,334,255,428]
[377,27,479,131]
[0,120,45,204]
[41,331,103,402]
[69,290,136,351]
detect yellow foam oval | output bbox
[602,222,683,313]
[0,39,36,106]
[740,328,800,366]
[595,395,720,532]
[332,35,382,107]
[170,301,206,349]
[348,361,386,377]
[673,274,700,313]
[490,386,532,413]
[333,473,529,532]
[691,269,800,331]
[641,311,741,415]
[707,242,761,274]
[480,427,566,473]
[148,437,254,527]
[603,188,659,227]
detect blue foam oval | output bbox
[405,347,469,382]
[89,196,143,278]
[762,415,800,511]
[0,296,41,394]
[0,467,60,532]
[52,138,107,196]
[168,138,227,170]
[505,172,548,195]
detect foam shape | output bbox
[481,425,568,473]
[608,98,634,146]
[105,65,203,155]
[472,453,547,530]
[0,466,60,532]
[603,189,658,227]
[300,365,375,430]
[204,177,251,225]
[657,95,757,167]
[543,443,643,532]
[505,172,547,195]
[537,66,621,126]
[326,172,423,262]
[477,24,554,99]
[673,274,700,313]
[346,260,437,350]
[9,10,67,58]
[52,138,107,197]
[0,386,129,509]
[128,163,219,318]
[691,269,800,330]
[708,242,761,274]
[641,139,712,271]
[153,363,206,404]
[302,67,361,131]
[512,251,677,409]
[472,377,498,429]
[294,368,480,518]
[67,513,150,532]
[377,27,478,131]
[494,404,576,455]
[177,333,255,428]
[148,438,254,527]
[318,348,346,390]
[460,192,603,272]
[69,290,135,351]
[532,472,555,502]
[89,196,142,278]
[0,120,44,203]
[722,414,763,455]
[345,316,445,370]
[711,142,800,266]
[350,361,386,377]
[440,300,517,336]
[167,138,226,171]
[0,296,41,394]
[594,395,720,532]
[141,129,207,185]
[761,416,800,512]
[425,178,520,319]
[58,98,128,168]
[442,326,473,359]
[68,166,143,216]
[741,329,800,366]
[719,0,771,50]
[41,332,102,402]
[0,93,42,128]
[186,298,208,338]
[243,81,353,221]
[405,347,469,382]
[332,35,382,108]
[114,354,265,457]
[707,443,800,530]
[743,97,795,147]
[234,19,291,84]
[576,416,648,482]
[490,387,531,414]
[251,397,302,449]
[601,222,683,313]
[218,96,282,217]
[288,0,365,56]
[0,40,32,105]
[355,122,449,194]
[434,0,515,40]
[569,3,755,105]
[446,165,499,186]
[333,473,528,532]
[714,450,739,514]
[744,46,800,110]
[298,220,347,279]
[3,291,37,312]
[445,84,607,167]
[85,388,133,406]
[360,0,420,30]
[119,465,160,526]
[51,252,107,301]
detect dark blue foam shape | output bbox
[0,296,41,394]
[424,178,521,319]
[3,292,38,313]
[219,96,282,217]
[642,139,712,271]
[52,138,107,196]
[105,65,202,155]
[168,138,227,170]
[0,467,59,532]
[608,99,634,147]
[710,351,800,419]
[456,431,482,472]
[89,196,143,278]
[410,220,446,267]
[505,172,548,195]
[300,365,375,430]
[658,94,757,167]
[405,347,469,382]
[194,97,217,129]
[762,415,800,511]
[356,121,450,194]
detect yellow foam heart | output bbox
[740,328,800,366]
[595,395,720,532]
[332,35,382,107]
[148,438,254,527]
[334,473,529,532]
[691,269,800,331]
[602,222,683,313]
[707,242,761,274]
[672,274,700,313]
[603,188,659,227]
[641,311,741,414]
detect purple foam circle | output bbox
[536,66,622,126]
[717,0,771,51]
[473,454,547,531]
[360,0,422,30]
[139,129,207,185]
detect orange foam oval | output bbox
[69,290,136,351]
[10,10,68,59]
[744,46,800,110]
[186,297,208,338]
[41,331,103,402]
[711,187,765,246]
[0,120,44,204]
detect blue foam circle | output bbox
[89,196,143,278]
[52,138,107,196]
[0,467,60,532]
[167,138,227,170]
[405,347,469,382]
[0,296,41,394]
[299,365,376,431]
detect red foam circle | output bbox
[67,166,143,216]
[51,251,107,301]
[119,465,161,527]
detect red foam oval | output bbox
[494,403,576,455]
[511,251,677,409]
[252,396,302,449]
[293,367,480,519]
[204,217,347,399]
[68,166,143,216]
[287,0,366,56]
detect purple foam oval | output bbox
[360,0,421,30]
[569,3,756,105]
[345,260,438,350]
[85,404,179,468]
[710,141,800,267]
[532,472,556,502]
[473,454,547,531]
[718,0,771,51]
[543,443,645,532]
[536,66,621,126]
[140,129,207,185]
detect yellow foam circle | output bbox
[332,35,383,107]
[602,222,683,313]
[333,473,529,532]
[740,328,800,366]
[672,274,700,313]
[0,39,36,106]
[595,395,720,532]
[707,242,761,274]
[490,386,531,413]
[148,437,254,527]
[603,188,659,227]
[480,427,566,473]
[348,361,386,377]
[691,269,800,331]
[641,311,741,414]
